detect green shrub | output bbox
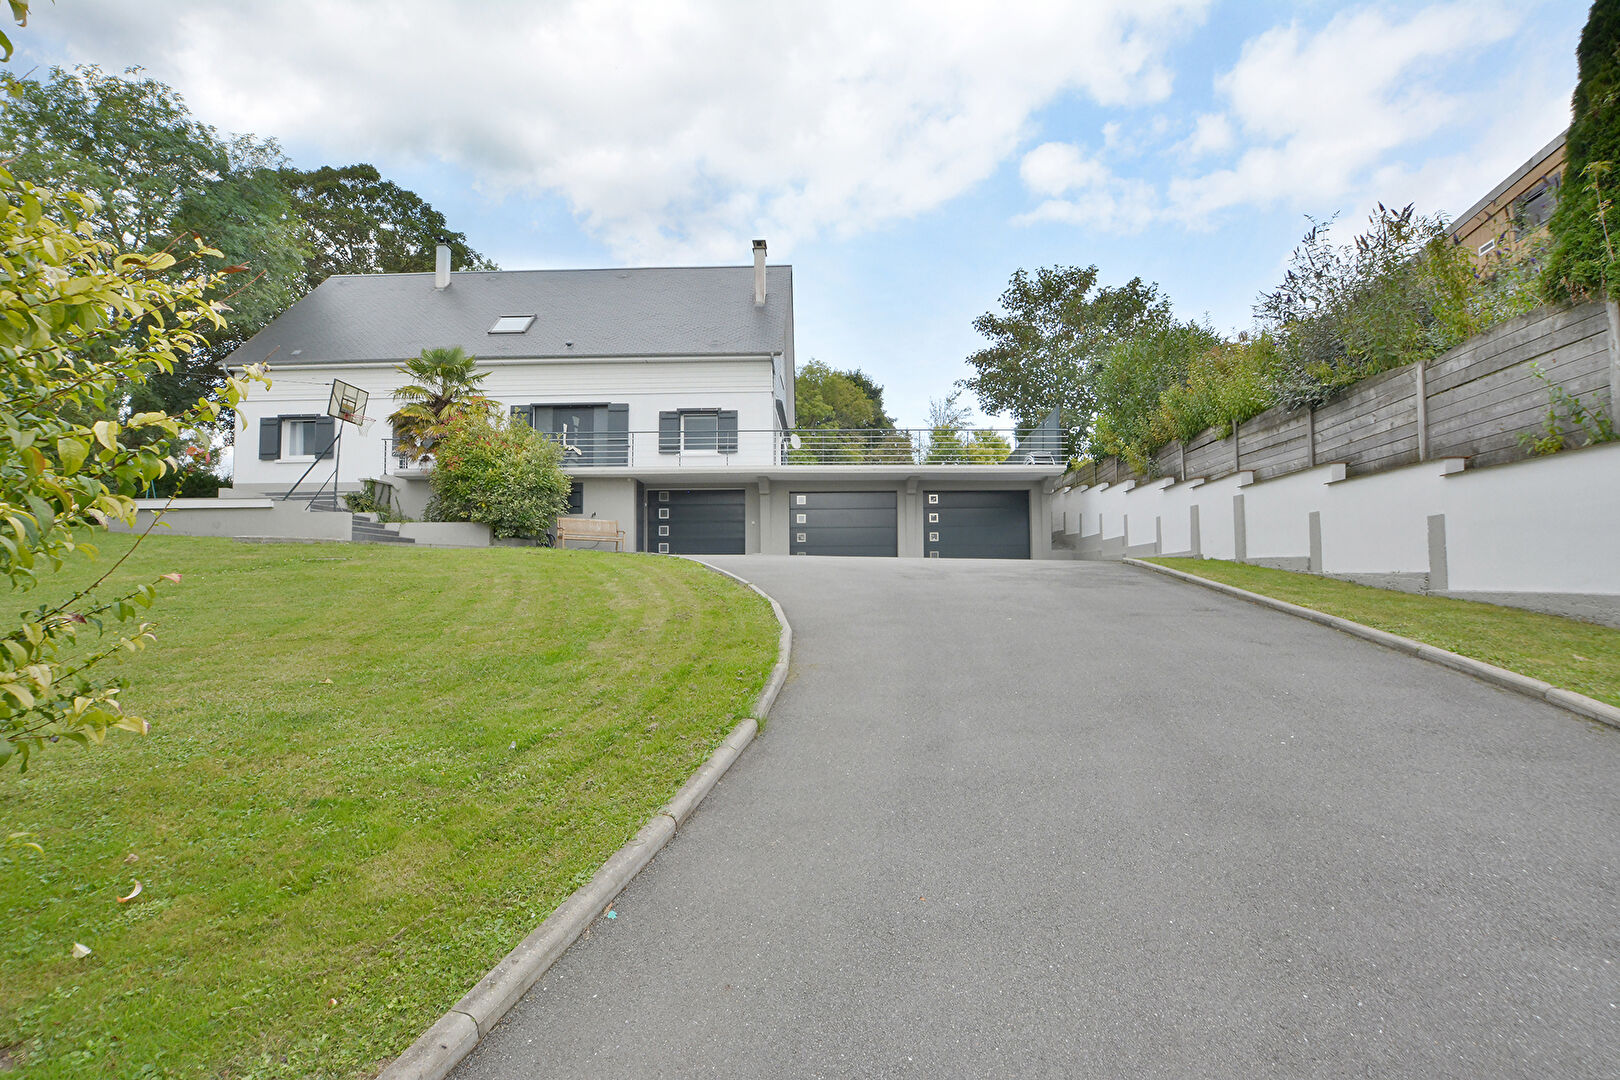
[1090,318,1222,471]
[1546,0,1620,300]
[427,413,571,538]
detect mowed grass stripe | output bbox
[1146,557,1620,708]
[0,536,777,1079]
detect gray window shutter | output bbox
[658,411,679,453]
[606,403,630,465]
[718,410,738,453]
[510,404,532,428]
[531,405,554,433]
[259,417,281,459]
[314,416,337,460]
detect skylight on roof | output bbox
[488,314,535,334]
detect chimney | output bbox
[434,243,451,290]
[752,239,767,307]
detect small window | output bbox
[681,411,720,451]
[1477,238,1497,257]
[658,490,670,502]
[488,314,535,334]
[658,508,670,520]
[658,542,670,554]
[928,512,939,523]
[795,513,806,524]
[658,525,670,537]
[796,533,807,543]
[928,494,939,504]
[282,418,318,460]
[929,532,939,542]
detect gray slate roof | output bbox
[225,264,792,366]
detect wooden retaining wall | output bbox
[1069,301,1618,488]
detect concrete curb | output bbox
[1124,558,1620,731]
[375,562,793,1080]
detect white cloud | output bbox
[1166,2,1520,225]
[1012,141,1155,232]
[1178,112,1233,158]
[34,0,1208,262]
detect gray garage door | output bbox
[790,491,897,557]
[648,489,746,554]
[924,490,1030,559]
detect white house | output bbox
[226,242,1064,557]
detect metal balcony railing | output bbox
[382,428,1064,473]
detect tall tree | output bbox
[960,265,1169,447]
[1546,0,1620,300]
[279,163,496,288]
[0,66,306,419]
[794,359,895,429]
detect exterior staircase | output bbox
[350,514,416,545]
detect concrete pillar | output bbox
[1607,300,1620,428]
[1155,515,1162,555]
[1305,407,1316,468]
[1189,505,1201,557]
[1308,511,1322,573]
[1233,493,1247,562]
[1414,362,1430,462]
[1427,513,1448,594]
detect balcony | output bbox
[382,427,1065,475]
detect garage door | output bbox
[648,489,746,554]
[924,490,1030,559]
[790,491,897,557]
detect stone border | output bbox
[1125,558,1620,731]
[377,561,793,1080]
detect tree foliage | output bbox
[961,264,1169,444]
[388,346,492,460]
[794,358,895,430]
[0,66,304,421]
[0,64,495,429]
[1090,318,1224,471]
[922,391,1010,464]
[1255,205,1481,410]
[0,164,265,769]
[427,413,572,539]
[279,163,495,289]
[1546,0,1620,299]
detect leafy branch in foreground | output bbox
[0,163,267,769]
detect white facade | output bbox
[231,355,784,495]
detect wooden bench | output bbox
[555,516,625,551]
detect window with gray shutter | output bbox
[314,416,337,460]
[658,411,680,453]
[259,417,281,459]
[718,410,738,453]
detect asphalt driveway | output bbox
[453,556,1620,1079]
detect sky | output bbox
[11,0,1591,429]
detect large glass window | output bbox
[283,418,318,459]
[681,411,719,451]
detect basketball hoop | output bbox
[328,379,370,427]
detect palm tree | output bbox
[388,346,492,460]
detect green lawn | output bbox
[0,536,778,1078]
[1146,558,1620,708]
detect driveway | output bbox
[454,557,1620,1079]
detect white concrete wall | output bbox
[1444,443,1620,594]
[118,500,353,541]
[232,357,780,492]
[1051,441,1620,598]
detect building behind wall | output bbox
[1447,130,1566,264]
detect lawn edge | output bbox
[375,561,794,1080]
[1124,558,1620,731]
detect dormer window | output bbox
[488,314,535,334]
